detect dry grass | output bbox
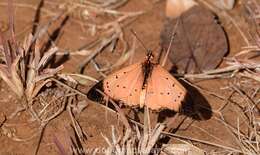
[102,106,166,155]
[55,0,259,154]
[0,0,259,155]
[0,1,64,124]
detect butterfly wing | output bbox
[103,62,144,106]
[145,65,187,111]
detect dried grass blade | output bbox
[140,106,149,154]
[37,47,58,70]
[240,72,260,82]
[111,126,117,144]
[26,61,36,99]
[22,33,33,55]
[31,11,64,44]
[29,79,51,100]
[34,39,41,66]
[102,133,113,147]
[0,32,12,68]
[10,56,24,97]
[122,128,131,144]
[0,64,18,95]
[126,139,132,155]
[59,73,99,84]
[68,99,87,143]
[35,65,64,82]
[19,47,26,82]
[8,0,16,45]
[145,124,165,153]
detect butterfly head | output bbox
[146,50,154,62]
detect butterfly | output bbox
[88,50,187,111]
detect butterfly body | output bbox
[102,52,187,111]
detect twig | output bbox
[50,78,87,97]
[59,73,99,83]
[34,124,47,155]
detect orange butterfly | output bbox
[89,51,187,111]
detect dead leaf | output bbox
[160,6,228,74]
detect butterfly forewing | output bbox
[103,63,144,106]
[145,65,187,111]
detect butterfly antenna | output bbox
[161,19,180,67]
[130,29,151,55]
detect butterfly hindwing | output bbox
[103,63,144,106]
[145,65,186,111]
